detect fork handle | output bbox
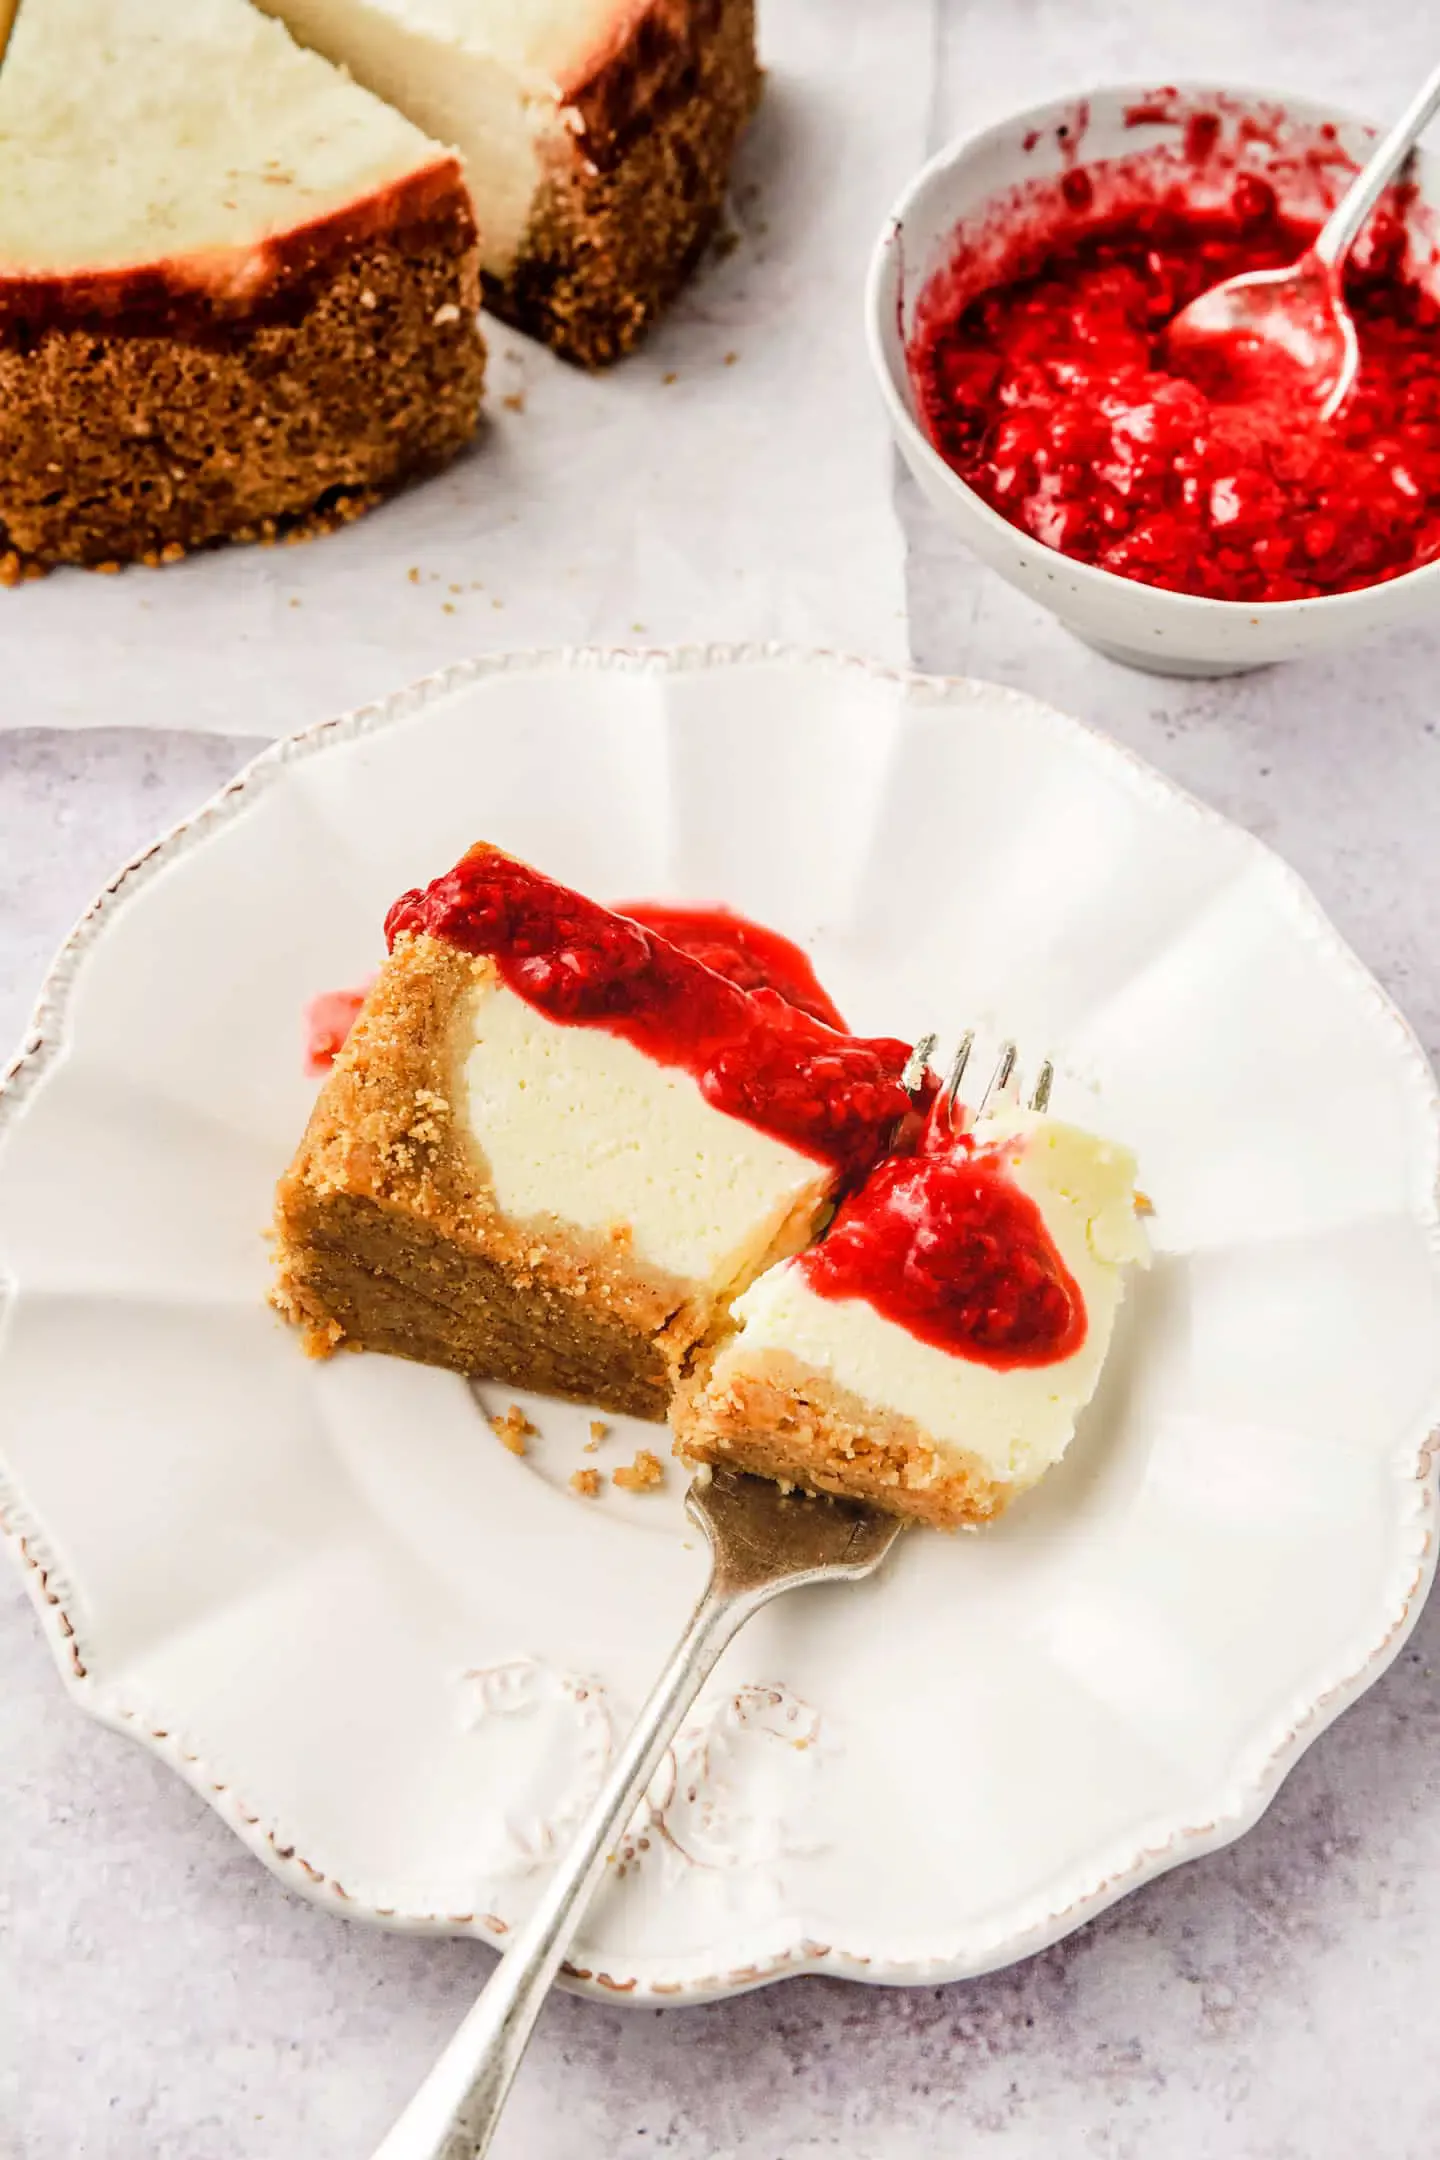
[371,1567,769,2160]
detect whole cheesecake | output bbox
[258,0,761,365]
[0,0,486,578]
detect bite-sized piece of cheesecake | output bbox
[674,1104,1148,1526]
[259,0,761,365]
[0,0,485,578]
[272,845,919,1419]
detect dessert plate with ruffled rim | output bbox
[2,646,1437,2003]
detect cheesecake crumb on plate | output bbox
[490,1404,534,1455]
[613,1448,666,1492]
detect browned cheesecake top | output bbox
[0,0,470,330]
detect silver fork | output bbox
[908,1028,1052,1127]
[373,1037,1049,2160]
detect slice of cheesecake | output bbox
[272,845,919,1419]
[258,0,761,365]
[0,0,485,578]
[674,1104,1149,1526]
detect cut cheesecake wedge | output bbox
[0,0,485,576]
[272,845,919,1418]
[259,0,761,365]
[674,1104,1149,1527]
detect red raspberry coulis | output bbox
[910,173,1440,601]
[386,848,920,1179]
[614,901,848,1030]
[304,983,372,1074]
[303,907,843,1072]
[799,1114,1086,1367]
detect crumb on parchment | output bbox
[570,1468,601,1498]
[584,1421,608,1452]
[491,1404,534,1456]
[613,1448,665,1493]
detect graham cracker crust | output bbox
[0,175,485,575]
[673,1344,1017,1530]
[278,1189,675,1418]
[486,0,760,367]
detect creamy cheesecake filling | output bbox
[708,1109,1149,1489]
[461,974,835,1291]
[259,0,723,277]
[266,0,635,101]
[0,0,451,278]
[258,0,570,270]
[260,0,650,275]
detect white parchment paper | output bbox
[0,0,933,736]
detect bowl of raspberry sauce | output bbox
[866,85,1440,675]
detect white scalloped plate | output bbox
[2,647,1438,2003]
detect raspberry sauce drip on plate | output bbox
[386,848,919,1178]
[614,901,848,1029]
[910,173,1440,602]
[799,1115,1087,1367]
[304,983,371,1074]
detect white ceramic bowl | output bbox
[866,83,1440,676]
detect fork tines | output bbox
[906,1031,1053,1132]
